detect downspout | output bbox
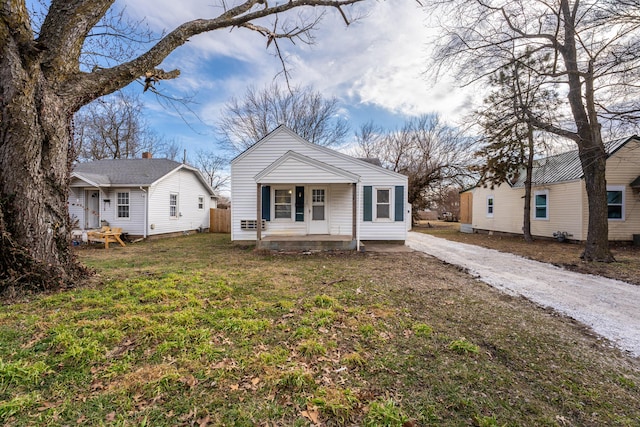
[140,187,148,238]
[97,186,104,228]
[356,181,361,251]
[95,186,101,229]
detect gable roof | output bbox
[255,151,360,184]
[512,135,638,187]
[232,124,407,180]
[71,158,215,195]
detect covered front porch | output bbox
[254,151,360,250]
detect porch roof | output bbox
[255,150,360,184]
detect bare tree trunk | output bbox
[560,0,613,262]
[1,39,86,292]
[579,139,613,261]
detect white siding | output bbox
[329,184,353,236]
[101,188,146,235]
[147,169,211,236]
[257,155,357,184]
[359,182,408,240]
[68,187,86,228]
[231,127,408,242]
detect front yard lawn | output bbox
[1,233,638,426]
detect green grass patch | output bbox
[364,399,408,426]
[448,338,480,355]
[0,233,638,426]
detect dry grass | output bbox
[0,233,638,426]
[415,221,640,286]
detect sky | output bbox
[114,0,480,164]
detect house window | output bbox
[486,195,494,218]
[534,191,548,220]
[274,189,292,219]
[170,193,178,218]
[607,186,625,220]
[198,196,204,210]
[116,192,129,219]
[376,188,390,220]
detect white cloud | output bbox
[121,0,480,150]
[285,1,481,125]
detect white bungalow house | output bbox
[230,125,410,250]
[69,155,216,239]
[459,135,640,242]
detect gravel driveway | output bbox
[406,232,640,358]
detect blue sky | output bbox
[118,0,480,159]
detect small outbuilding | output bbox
[230,125,410,250]
[69,155,216,239]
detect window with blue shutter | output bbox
[363,186,372,221]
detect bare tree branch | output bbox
[61,0,364,109]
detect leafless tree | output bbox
[216,84,351,153]
[353,120,384,159]
[427,0,640,261]
[432,186,461,220]
[158,137,183,162]
[353,115,475,223]
[193,149,229,193]
[74,91,162,161]
[0,0,366,292]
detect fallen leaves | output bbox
[301,404,320,424]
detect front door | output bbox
[308,187,328,234]
[85,190,100,229]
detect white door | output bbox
[308,187,329,234]
[85,191,100,229]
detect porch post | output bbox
[256,183,262,242]
[352,183,357,240]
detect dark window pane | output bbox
[377,204,390,218]
[377,189,389,204]
[275,205,291,219]
[607,191,622,204]
[608,206,622,219]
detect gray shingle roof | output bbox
[512,136,636,187]
[73,159,184,186]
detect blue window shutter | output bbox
[363,186,372,222]
[261,185,270,221]
[295,186,304,222]
[395,185,404,222]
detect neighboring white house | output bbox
[69,155,216,238]
[230,125,410,250]
[460,135,640,241]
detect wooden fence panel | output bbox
[459,192,472,224]
[210,208,231,233]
